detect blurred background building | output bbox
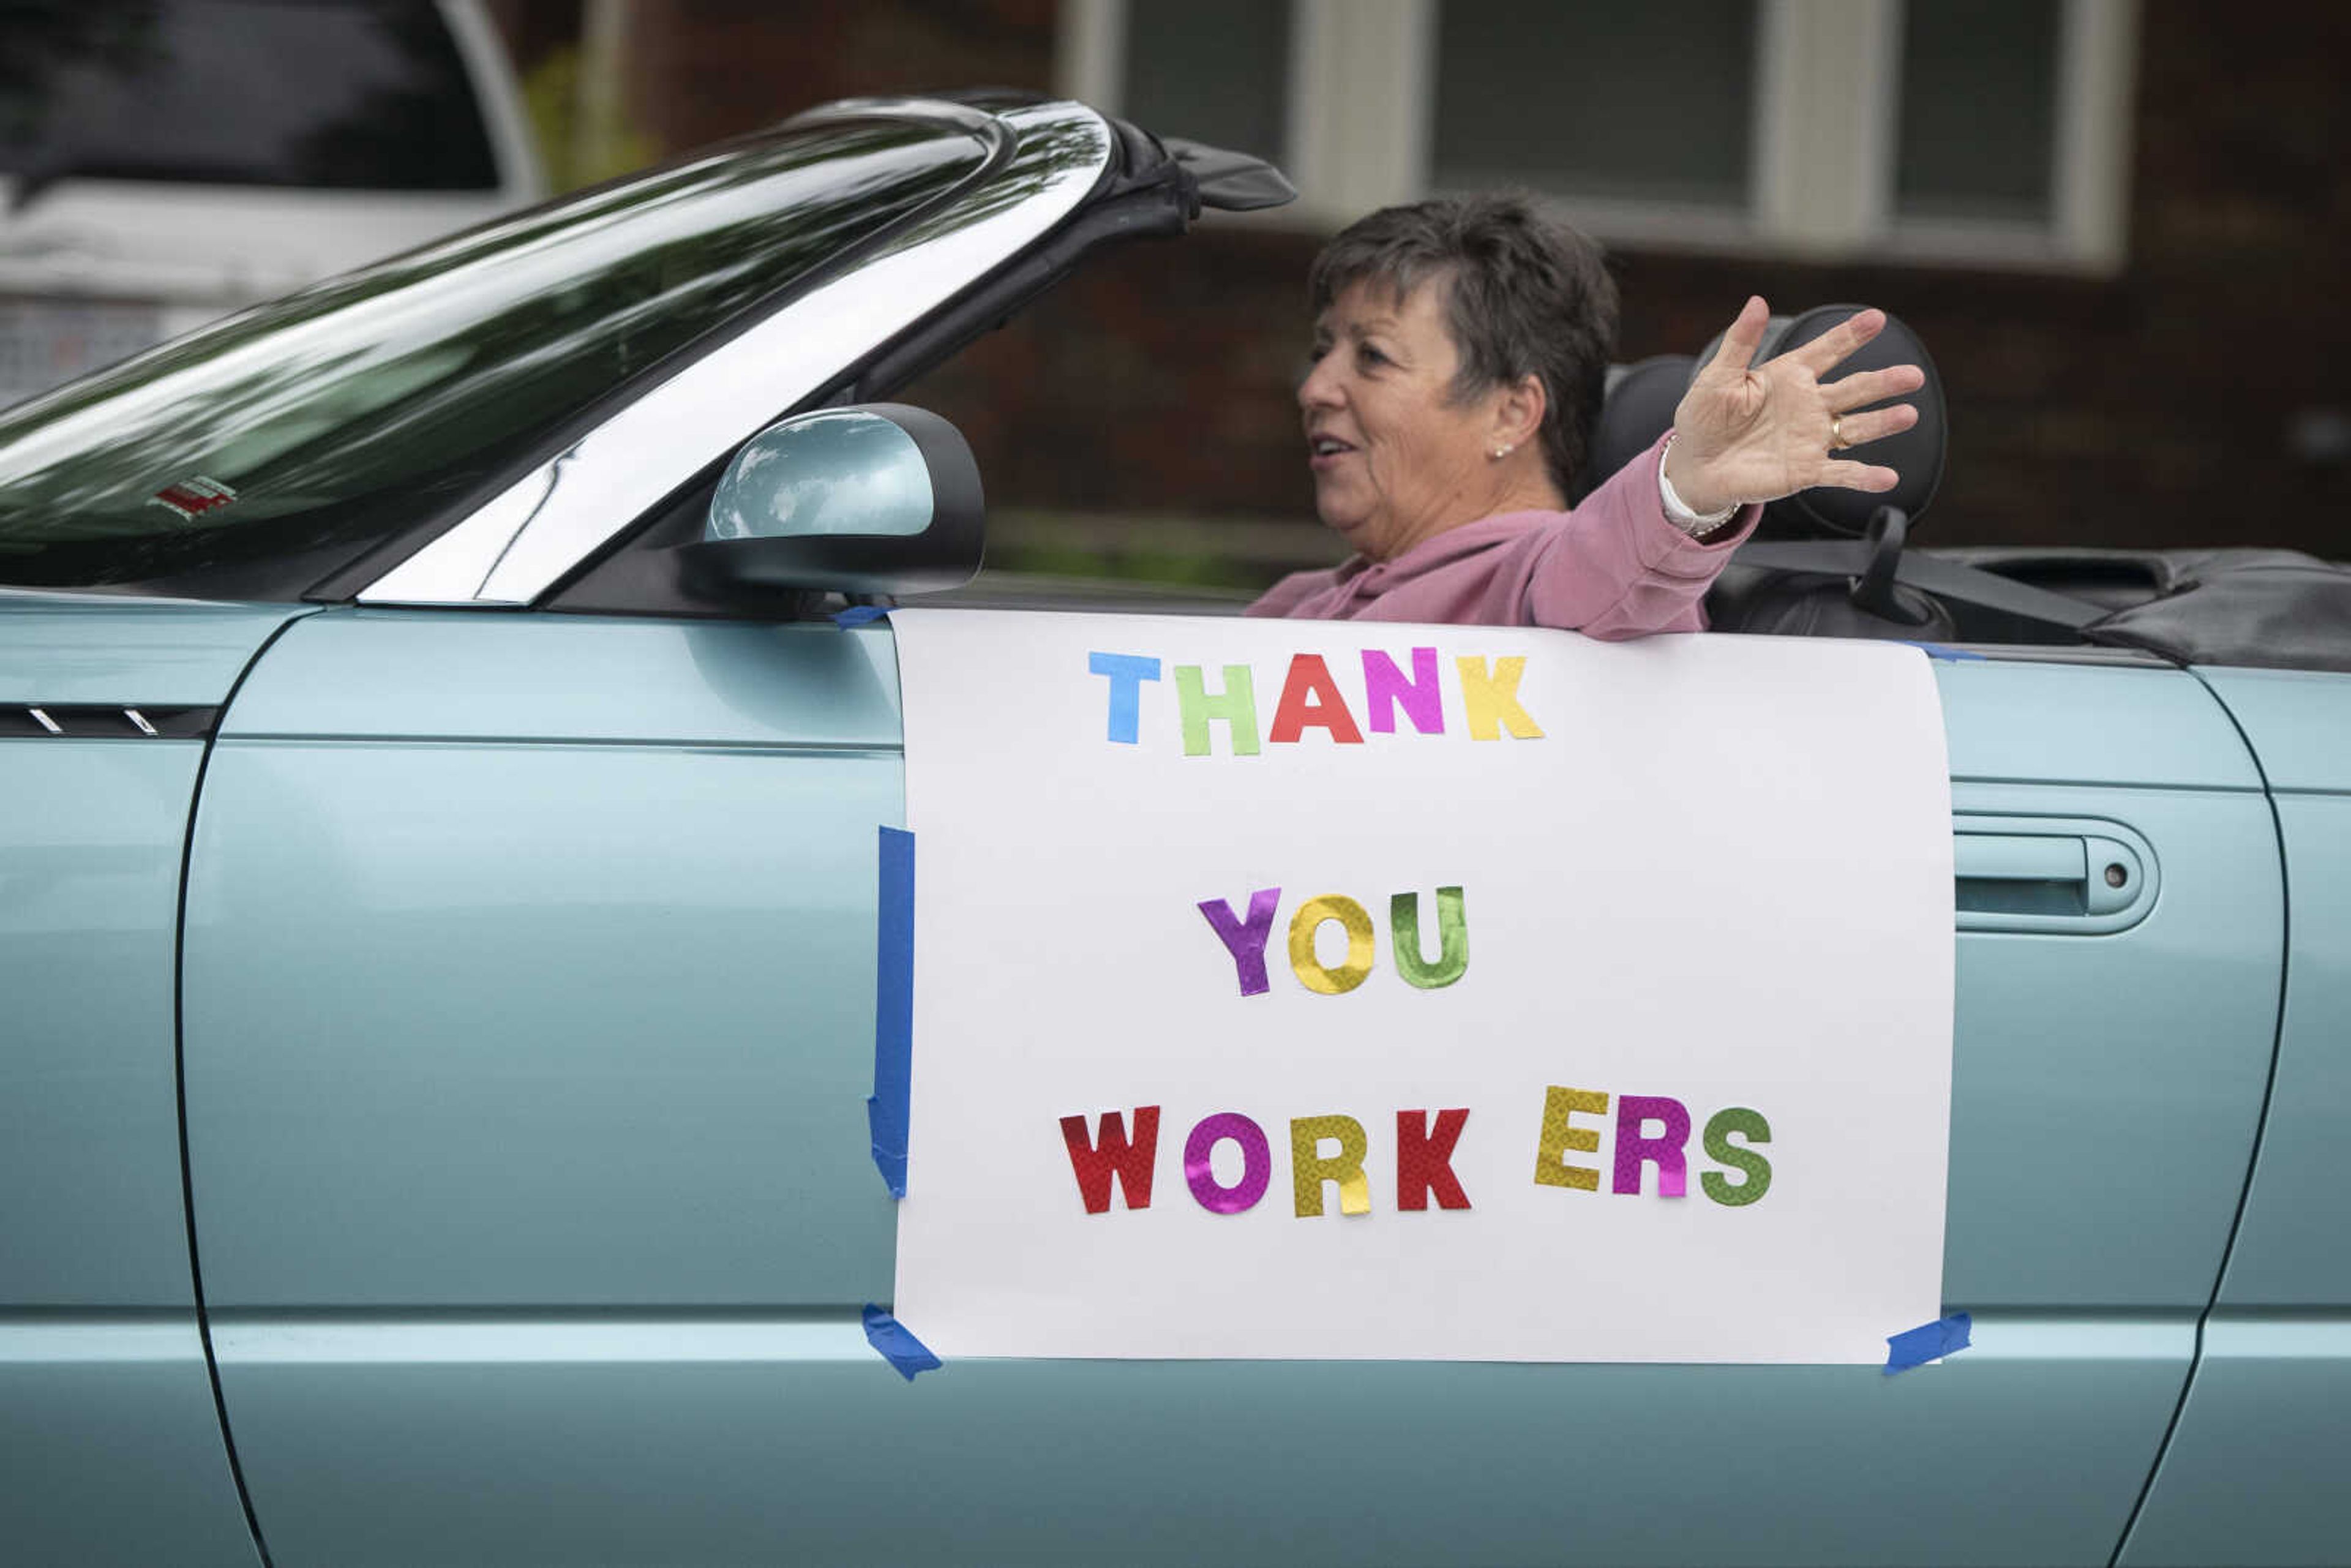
[25,1,2351,586]
[474,0,2349,587]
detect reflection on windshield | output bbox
[0,119,986,590]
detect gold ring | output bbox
[1830,415,1848,450]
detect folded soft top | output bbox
[1940,548,2351,673]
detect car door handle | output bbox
[1953,816,2157,934]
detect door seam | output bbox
[2104,670,2295,1567]
[174,610,317,1568]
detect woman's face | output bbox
[1299,276,1510,561]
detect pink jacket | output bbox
[1245,433,1758,637]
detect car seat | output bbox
[1587,305,1965,640]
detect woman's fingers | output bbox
[1828,402,1919,448]
[1785,307,1886,376]
[1703,295,1771,378]
[1817,459,1903,493]
[1823,363,1926,412]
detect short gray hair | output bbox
[1308,194,1619,498]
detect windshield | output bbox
[0,118,989,592]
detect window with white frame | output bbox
[1894,0,2063,226]
[1058,0,2137,271]
[1429,1,1760,217]
[1115,0,1297,168]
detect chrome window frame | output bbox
[358,99,1114,608]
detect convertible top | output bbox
[1946,547,2351,674]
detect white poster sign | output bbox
[888,609,1952,1363]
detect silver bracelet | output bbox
[1657,433,1739,536]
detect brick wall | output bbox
[618,0,1057,154]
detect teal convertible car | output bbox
[3,92,2347,1568]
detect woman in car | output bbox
[1250,195,1924,631]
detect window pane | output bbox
[0,0,500,191]
[1432,0,1757,207]
[1894,0,2060,225]
[1120,0,1292,163]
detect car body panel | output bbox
[1930,659,2282,1310]
[0,1317,258,1567]
[1930,655,2264,790]
[168,625,2284,1568]
[2197,666,2351,793]
[218,609,904,748]
[206,1313,2188,1568]
[1943,779,2279,1307]
[0,591,308,705]
[0,596,299,1564]
[0,740,262,1561]
[2,738,208,1304]
[1930,658,2282,1309]
[2118,1321,2351,1568]
[185,611,902,1308]
[2191,669,2351,1307]
[2118,669,2351,1568]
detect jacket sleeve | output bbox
[1517,433,1759,638]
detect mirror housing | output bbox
[677,403,984,598]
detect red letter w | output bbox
[1059,1106,1162,1212]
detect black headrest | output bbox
[1583,306,1946,536]
[1577,355,1693,503]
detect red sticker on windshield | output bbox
[148,476,238,521]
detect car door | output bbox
[178,606,904,1568]
[176,624,2282,1568]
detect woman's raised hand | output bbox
[1661,296,1925,519]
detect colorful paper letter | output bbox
[1185,1112,1272,1215]
[1175,664,1261,756]
[1059,1106,1161,1214]
[1288,895,1376,994]
[1291,1115,1372,1216]
[1089,651,1161,744]
[1198,887,1283,997]
[1532,1086,1608,1191]
[1362,647,1445,735]
[1701,1106,1774,1207]
[1457,656,1544,741]
[1397,1108,1472,1210]
[1267,653,1367,745]
[1612,1095,1692,1198]
[1390,887,1468,989]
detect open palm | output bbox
[1662,297,1925,518]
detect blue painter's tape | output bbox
[863,1304,942,1381]
[1899,640,1985,661]
[1884,1311,1973,1373]
[1088,651,1162,743]
[835,605,891,628]
[868,827,914,1198]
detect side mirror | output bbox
[677,403,984,598]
